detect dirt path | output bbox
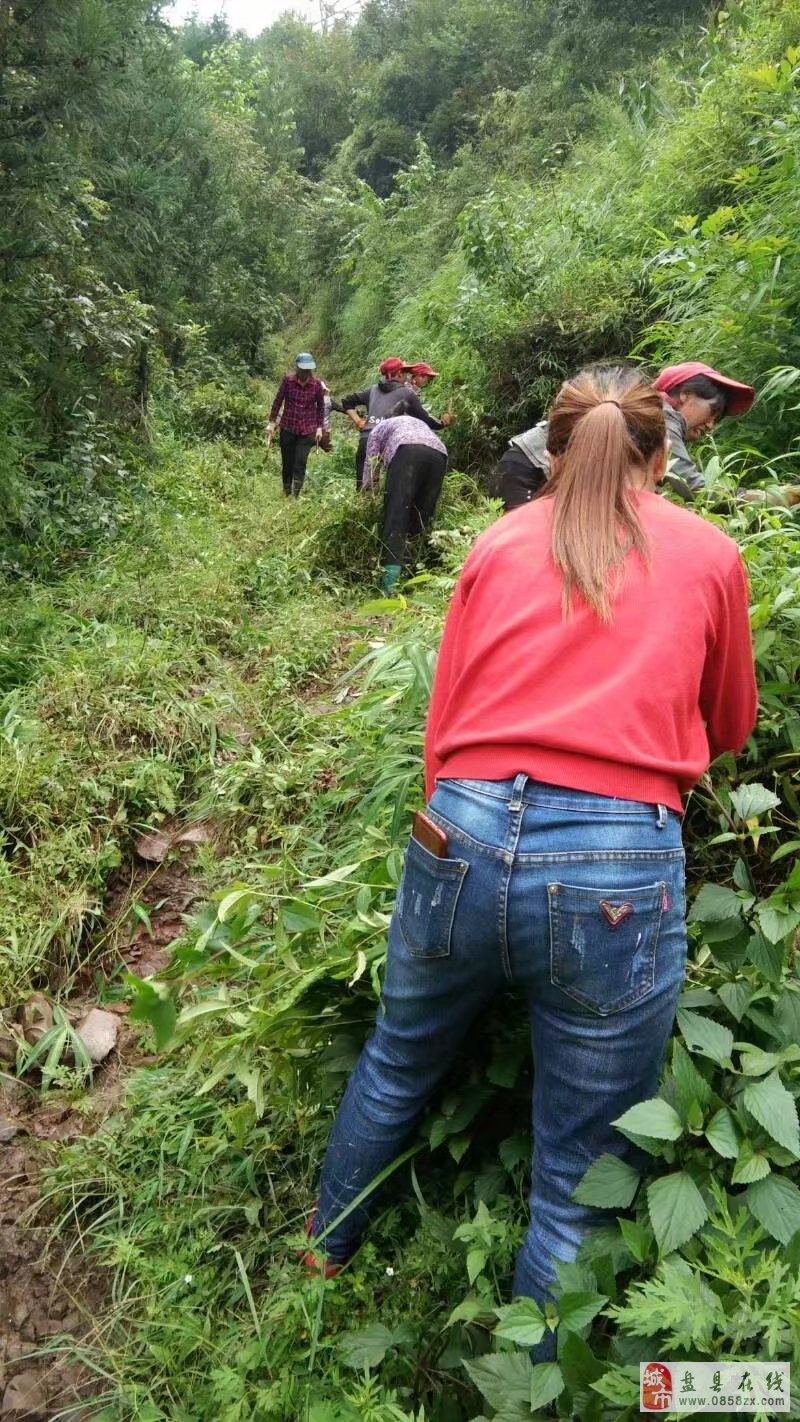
[0,1076,112,1419]
[0,616,361,1416]
[0,843,206,1418]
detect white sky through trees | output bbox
[163,0,361,34]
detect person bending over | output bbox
[653,361,755,499]
[363,404,448,595]
[493,361,755,512]
[339,359,454,491]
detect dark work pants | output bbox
[490,447,548,512]
[355,432,370,490]
[382,444,447,567]
[279,429,314,496]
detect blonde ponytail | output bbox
[545,367,666,622]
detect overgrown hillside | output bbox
[304,0,800,473]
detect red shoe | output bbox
[299,1209,347,1279]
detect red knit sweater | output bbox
[424,492,757,811]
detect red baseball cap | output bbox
[379,356,405,377]
[403,361,439,378]
[654,362,755,418]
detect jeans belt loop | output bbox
[509,772,528,813]
[656,803,668,829]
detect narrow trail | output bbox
[0,437,367,1418]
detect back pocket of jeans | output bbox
[397,836,469,959]
[548,878,666,1015]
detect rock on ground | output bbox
[75,1010,119,1065]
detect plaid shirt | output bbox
[270,373,325,436]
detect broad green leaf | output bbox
[742,1070,800,1154]
[557,1292,608,1333]
[467,1247,488,1283]
[679,987,719,1009]
[671,1038,713,1115]
[499,1133,530,1172]
[738,1046,781,1075]
[689,883,743,923]
[448,1133,470,1164]
[677,1008,734,1065]
[686,1100,704,1133]
[704,918,749,947]
[573,1153,640,1208]
[447,1296,493,1326]
[126,975,177,1050]
[756,900,800,945]
[747,930,785,981]
[337,1324,399,1369]
[613,1098,683,1142]
[705,1107,739,1159]
[281,899,322,933]
[591,1367,641,1406]
[747,1175,800,1245]
[729,784,781,820]
[717,981,754,1022]
[554,1259,597,1295]
[771,839,800,862]
[732,1141,771,1184]
[175,997,232,1027]
[529,1362,564,1411]
[647,1172,708,1254]
[463,1352,533,1411]
[494,1298,546,1346]
[774,990,800,1045]
[217,887,257,922]
[559,1331,605,1385]
[618,1218,653,1263]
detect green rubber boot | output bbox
[382,563,402,596]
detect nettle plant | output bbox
[432,505,800,1419]
[432,833,800,1420]
[124,487,799,1421]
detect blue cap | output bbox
[295,352,316,370]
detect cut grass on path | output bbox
[0,436,365,1003]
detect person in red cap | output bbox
[338,358,451,491]
[402,361,456,432]
[492,361,755,511]
[653,362,755,499]
[403,360,438,388]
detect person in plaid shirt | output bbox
[267,353,325,497]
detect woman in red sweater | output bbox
[307,366,757,1350]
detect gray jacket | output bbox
[662,402,704,496]
[509,420,550,471]
[507,400,703,501]
[339,379,443,432]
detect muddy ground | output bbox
[0,846,202,1419]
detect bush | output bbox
[179,380,268,442]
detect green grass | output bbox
[36,446,800,1422]
[0,434,368,1001]
[6,421,799,1420]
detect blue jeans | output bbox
[313,777,686,1338]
